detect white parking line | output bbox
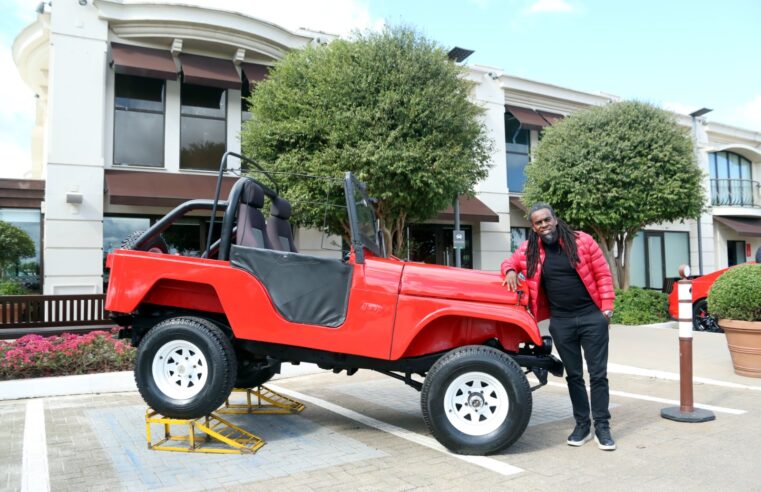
[22,399,50,492]
[544,381,746,415]
[267,384,524,477]
[607,363,761,392]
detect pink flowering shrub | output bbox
[0,330,135,380]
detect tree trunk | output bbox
[621,233,635,290]
[592,227,620,289]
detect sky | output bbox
[2,0,760,178]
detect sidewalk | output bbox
[1,323,759,491]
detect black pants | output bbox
[549,310,611,425]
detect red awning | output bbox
[505,105,547,130]
[110,43,178,80]
[538,110,564,125]
[437,195,499,223]
[180,54,241,89]
[105,170,239,208]
[714,216,761,237]
[241,62,269,86]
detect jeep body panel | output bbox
[107,248,537,361]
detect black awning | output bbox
[714,216,761,237]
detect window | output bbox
[629,231,690,290]
[727,240,747,266]
[407,224,473,268]
[0,208,42,291]
[181,83,227,171]
[114,74,165,167]
[510,227,529,252]
[709,151,754,206]
[505,112,530,193]
[241,79,252,123]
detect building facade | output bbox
[8,0,761,295]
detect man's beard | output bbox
[540,232,558,245]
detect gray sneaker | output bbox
[567,423,592,446]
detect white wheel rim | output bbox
[443,371,509,436]
[151,340,208,400]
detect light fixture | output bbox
[79,0,87,5]
[689,107,712,118]
[447,47,474,63]
[66,192,83,204]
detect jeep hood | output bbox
[400,262,525,306]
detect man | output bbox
[502,203,616,451]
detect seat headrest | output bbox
[240,180,265,208]
[270,197,292,219]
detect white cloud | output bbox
[661,101,695,117]
[0,139,33,179]
[729,94,761,132]
[0,41,35,179]
[524,0,574,14]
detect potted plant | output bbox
[707,263,761,377]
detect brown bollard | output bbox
[661,264,716,423]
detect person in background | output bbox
[502,203,617,451]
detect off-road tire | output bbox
[135,317,237,418]
[121,230,169,254]
[693,299,722,333]
[421,345,532,455]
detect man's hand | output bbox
[502,270,518,292]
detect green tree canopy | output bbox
[524,101,705,289]
[241,25,492,253]
[0,221,35,279]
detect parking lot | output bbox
[2,323,760,491]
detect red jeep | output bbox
[106,157,562,455]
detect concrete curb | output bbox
[612,321,677,330]
[0,363,323,401]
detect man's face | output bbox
[530,208,558,244]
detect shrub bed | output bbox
[611,287,670,325]
[0,331,135,380]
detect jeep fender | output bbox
[391,295,542,359]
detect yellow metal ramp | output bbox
[145,410,266,454]
[218,385,306,415]
[144,385,304,454]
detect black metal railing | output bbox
[711,179,760,208]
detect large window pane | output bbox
[103,217,151,255]
[114,111,165,167]
[647,235,664,290]
[0,208,41,290]
[114,74,165,167]
[629,232,646,287]
[505,112,530,193]
[181,83,227,171]
[664,232,689,279]
[510,227,529,253]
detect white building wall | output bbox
[469,69,509,271]
[43,2,108,294]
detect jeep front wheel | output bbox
[135,317,237,418]
[421,345,532,455]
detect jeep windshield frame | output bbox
[344,172,384,264]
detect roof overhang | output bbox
[437,196,499,223]
[714,216,761,237]
[105,169,238,208]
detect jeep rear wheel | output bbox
[421,345,532,455]
[135,317,237,418]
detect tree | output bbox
[0,221,35,279]
[241,26,492,253]
[523,101,705,289]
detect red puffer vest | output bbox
[501,231,615,322]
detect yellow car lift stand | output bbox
[145,385,304,454]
